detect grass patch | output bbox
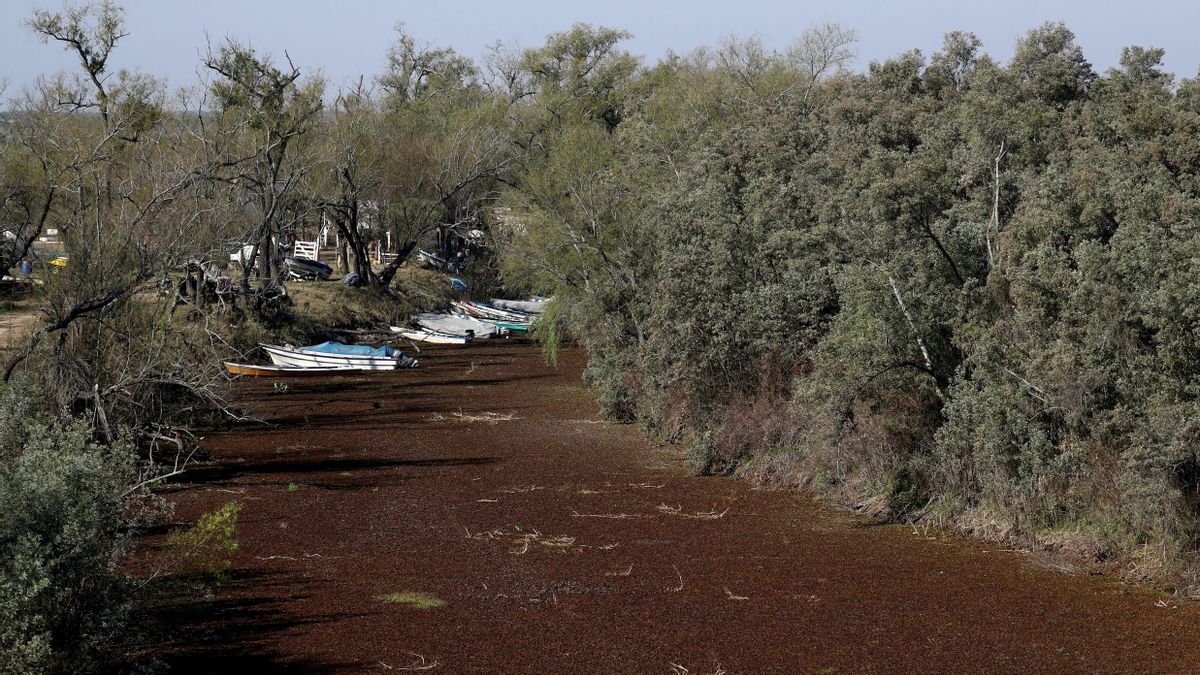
[167,501,242,583]
[286,482,300,492]
[375,591,446,609]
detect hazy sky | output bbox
[3,0,1200,94]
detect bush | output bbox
[0,384,139,673]
[167,501,241,583]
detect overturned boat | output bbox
[260,341,417,370]
[284,256,333,280]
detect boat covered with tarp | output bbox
[489,297,550,314]
[413,312,504,339]
[260,341,417,370]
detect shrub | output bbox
[166,501,241,583]
[0,384,139,673]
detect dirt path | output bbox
[149,341,1200,673]
[0,307,37,350]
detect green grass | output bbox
[286,482,300,492]
[375,591,446,609]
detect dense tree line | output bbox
[498,24,1200,590]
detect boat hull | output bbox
[284,256,333,280]
[224,361,364,377]
[494,321,531,334]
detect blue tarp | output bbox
[301,341,397,357]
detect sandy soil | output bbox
[143,340,1200,673]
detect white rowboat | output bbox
[260,342,414,370]
[390,327,470,345]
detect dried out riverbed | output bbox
[146,340,1200,673]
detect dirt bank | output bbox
[145,340,1200,673]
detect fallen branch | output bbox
[656,504,730,520]
[570,509,648,520]
[668,564,684,592]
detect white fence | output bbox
[293,240,320,261]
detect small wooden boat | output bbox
[223,361,364,377]
[390,326,470,345]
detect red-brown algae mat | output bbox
[145,341,1200,673]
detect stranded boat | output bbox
[260,341,418,370]
[283,256,333,280]
[413,312,504,339]
[390,326,470,345]
[489,297,549,314]
[450,302,533,333]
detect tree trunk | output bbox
[375,239,418,288]
[881,266,946,403]
[259,230,276,289]
[337,238,349,275]
[987,140,1006,268]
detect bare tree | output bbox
[200,39,324,295]
[370,28,517,289]
[28,0,127,127]
[5,4,237,466]
[786,22,858,86]
[0,96,59,276]
[317,83,384,285]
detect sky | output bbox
[2,0,1200,94]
